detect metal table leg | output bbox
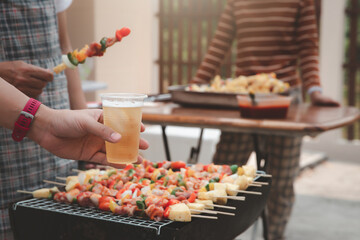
[161,126,171,161]
[188,128,204,164]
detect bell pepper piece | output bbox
[115,188,126,199]
[100,37,107,52]
[165,199,180,208]
[230,164,238,174]
[67,52,78,66]
[136,200,145,210]
[188,192,196,203]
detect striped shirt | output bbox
[193,0,321,91]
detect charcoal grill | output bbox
[9,176,271,240]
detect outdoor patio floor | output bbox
[236,156,360,240]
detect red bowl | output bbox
[237,94,292,119]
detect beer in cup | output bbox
[101,93,147,164]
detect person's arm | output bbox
[57,10,87,110]
[191,0,236,84]
[0,78,149,168]
[295,0,339,106]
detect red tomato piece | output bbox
[119,27,131,37]
[124,164,134,171]
[147,166,155,173]
[99,202,110,211]
[98,196,114,211]
[115,27,131,42]
[171,161,186,169]
[164,207,170,218]
[108,180,116,189]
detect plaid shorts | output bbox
[213,132,302,239]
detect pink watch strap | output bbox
[12,98,42,142]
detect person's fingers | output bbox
[29,67,54,82]
[88,152,107,164]
[101,143,106,153]
[26,77,48,89]
[84,119,121,143]
[139,138,149,150]
[140,123,145,132]
[87,152,125,169]
[136,155,144,164]
[108,162,127,169]
[84,163,97,169]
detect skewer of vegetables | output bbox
[53,27,131,74]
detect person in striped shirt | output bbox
[192,0,339,239]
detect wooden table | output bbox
[142,102,359,163]
[142,102,360,137]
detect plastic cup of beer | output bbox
[101,93,147,164]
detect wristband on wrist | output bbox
[12,98,42,142]
[307,86,323,96]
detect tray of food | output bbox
[169,73,290,110]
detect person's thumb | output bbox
[85,119,121,143]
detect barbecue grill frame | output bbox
[10,175,271,240]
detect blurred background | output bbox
[65,0,359,239]
[66,0,359,158]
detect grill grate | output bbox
[13,198,173,235]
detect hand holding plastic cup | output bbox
[101,93,147,164]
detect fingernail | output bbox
[110,132,121,141]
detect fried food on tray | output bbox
[187,73,289,94]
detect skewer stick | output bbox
[191,209,235,216]
[253,181,268,185]
[206,204,236,210]
[43,180,66,186]
[191,215,218,220]
[210,210,235,216]
[256,173,272,178]
[249,183,262,187]
[190,209,217,215]
[17,190,33,195]
[56,177,67,181]
[235,190,262,195]
[214,196,245,201]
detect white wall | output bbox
[319,0,346,103]
[94,0,158,100]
